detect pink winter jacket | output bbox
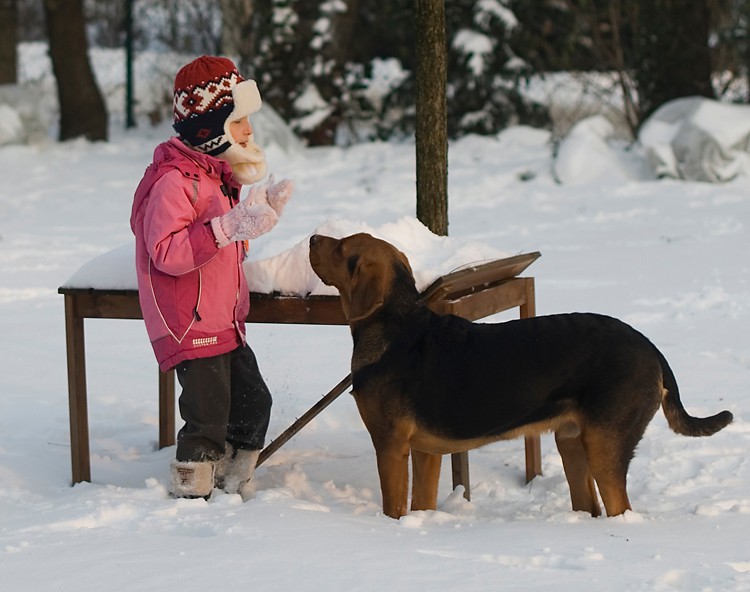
[130,137,250,372]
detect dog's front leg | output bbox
[373,439,411,519]
[353,394,413,518]
[410,449,441,511]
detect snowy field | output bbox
[1,51,750,591]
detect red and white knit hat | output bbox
[172,56,262,156]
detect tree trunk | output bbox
[221,0,254,65]
[0,0,17,84]
[414,0,448,236]
[43,0,108,141]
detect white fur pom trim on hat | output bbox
[227,79,262,122]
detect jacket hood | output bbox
[154,137,236,184]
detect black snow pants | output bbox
[174,344,272,462]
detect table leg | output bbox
[520,277,536,318]
[451,451,470,501]
[64,294,91,484]
[524,435,543,484]
[521,277,542,481]
[158,369,175,448]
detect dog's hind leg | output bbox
[555,432,602,517]
[410,449,442,511]
[581,428,633,517]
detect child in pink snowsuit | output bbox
[130,56,293,499]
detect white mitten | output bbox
[264,174,294,216]
[244,180,269,206]
[211,199,278,248]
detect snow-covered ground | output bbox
[1,53,749,591]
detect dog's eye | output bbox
[347,255,359,275]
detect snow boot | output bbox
[169,460,215,499]
[213,441,235,490]
[221,448,261,501]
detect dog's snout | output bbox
[309,234,320,248]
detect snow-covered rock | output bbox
[639,97,750,182]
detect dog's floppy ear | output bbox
[349,260,385,322]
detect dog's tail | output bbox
[656,347,733,436]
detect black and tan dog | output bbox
[308,232,733,519]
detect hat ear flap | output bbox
[348,261,385,322]
[223,79,263,150]
[230,79,262,119]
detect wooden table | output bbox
[59,251,541,500]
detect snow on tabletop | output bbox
[60,242,138,291]
[60,216,509,295]
[246,216,509,295]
